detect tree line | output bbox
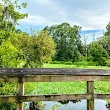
[0,0,110,68]
[44,22,110,66]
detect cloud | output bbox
[20,15,48,25]
[19,0,110,31]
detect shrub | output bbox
[63,61,73,65]
[87,61,99,66]
[73,61,88,67]
[50,61,64,64]
[106,59,110,67]
[98,57,107,66]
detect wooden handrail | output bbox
[0,68,110,76]
[0,68,110,110]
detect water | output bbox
[42,100,108,110]
[26,100,110,110]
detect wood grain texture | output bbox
[0,75,110,82]
[0,68,110,110]
[1,94,110,103]
[87,81,94,110]
[0,68,110,76]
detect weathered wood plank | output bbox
[87,81,94,110]
[16,81,24,110]
[1,94,110,103]
[0,68,110,110]
[1,75,110,82]
[0,68,110,76]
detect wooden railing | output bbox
[0,68,110,110]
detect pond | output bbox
[26,99,110,110]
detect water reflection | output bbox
[27,100,109,110]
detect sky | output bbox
[13,0,110,42]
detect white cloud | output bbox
[19,0,110,30]
[20,15,48,25]
[76,13,110,30]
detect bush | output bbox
[98,57,107,66]
[49,61,64,64]
[73,61,88,67]
[106,59,110,67]
[50,61,73,65]
[0,103,16,110]
[87,61,99,66]
[63,61,73,65]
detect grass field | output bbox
[43,63,110,69]
[25,63,110,96]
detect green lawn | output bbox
[25,63,110,95]
[43,63,110,69]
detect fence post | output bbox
[16,77,24,110]
[87,81,94,110]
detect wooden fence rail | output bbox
[0,68,110,110]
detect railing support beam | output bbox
[16,77,24,110]
[87,81,94,110]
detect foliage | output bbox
[98,35,110,56]
[44,22,84,62]
[0,30,10,44]
[105,22,110,36]
[0,0,28,32]
[0,82,16,110]
[63,61,73,65]
[8,31,55,67]
[88,42,109,66]
[36,31,55,63]
[0,103,16,110]
[86,61,99,66]
[0,40,25,68]
[73,61,88,67]
[0,31,55,109]
[106,59,110,67]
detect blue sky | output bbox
[16,0,110,43]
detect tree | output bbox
[37,31,55,63]
[100,22,110,56]
[0,30,10,44]
[0,40,25,68]
[98,36,110,56]
[105,22,110,36]
[44,22,83,62]
[0,0,28,32]
[88,42,109,66]
[9,31,55,68]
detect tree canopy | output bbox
[0,0,28,32]
[44,22,84,62]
